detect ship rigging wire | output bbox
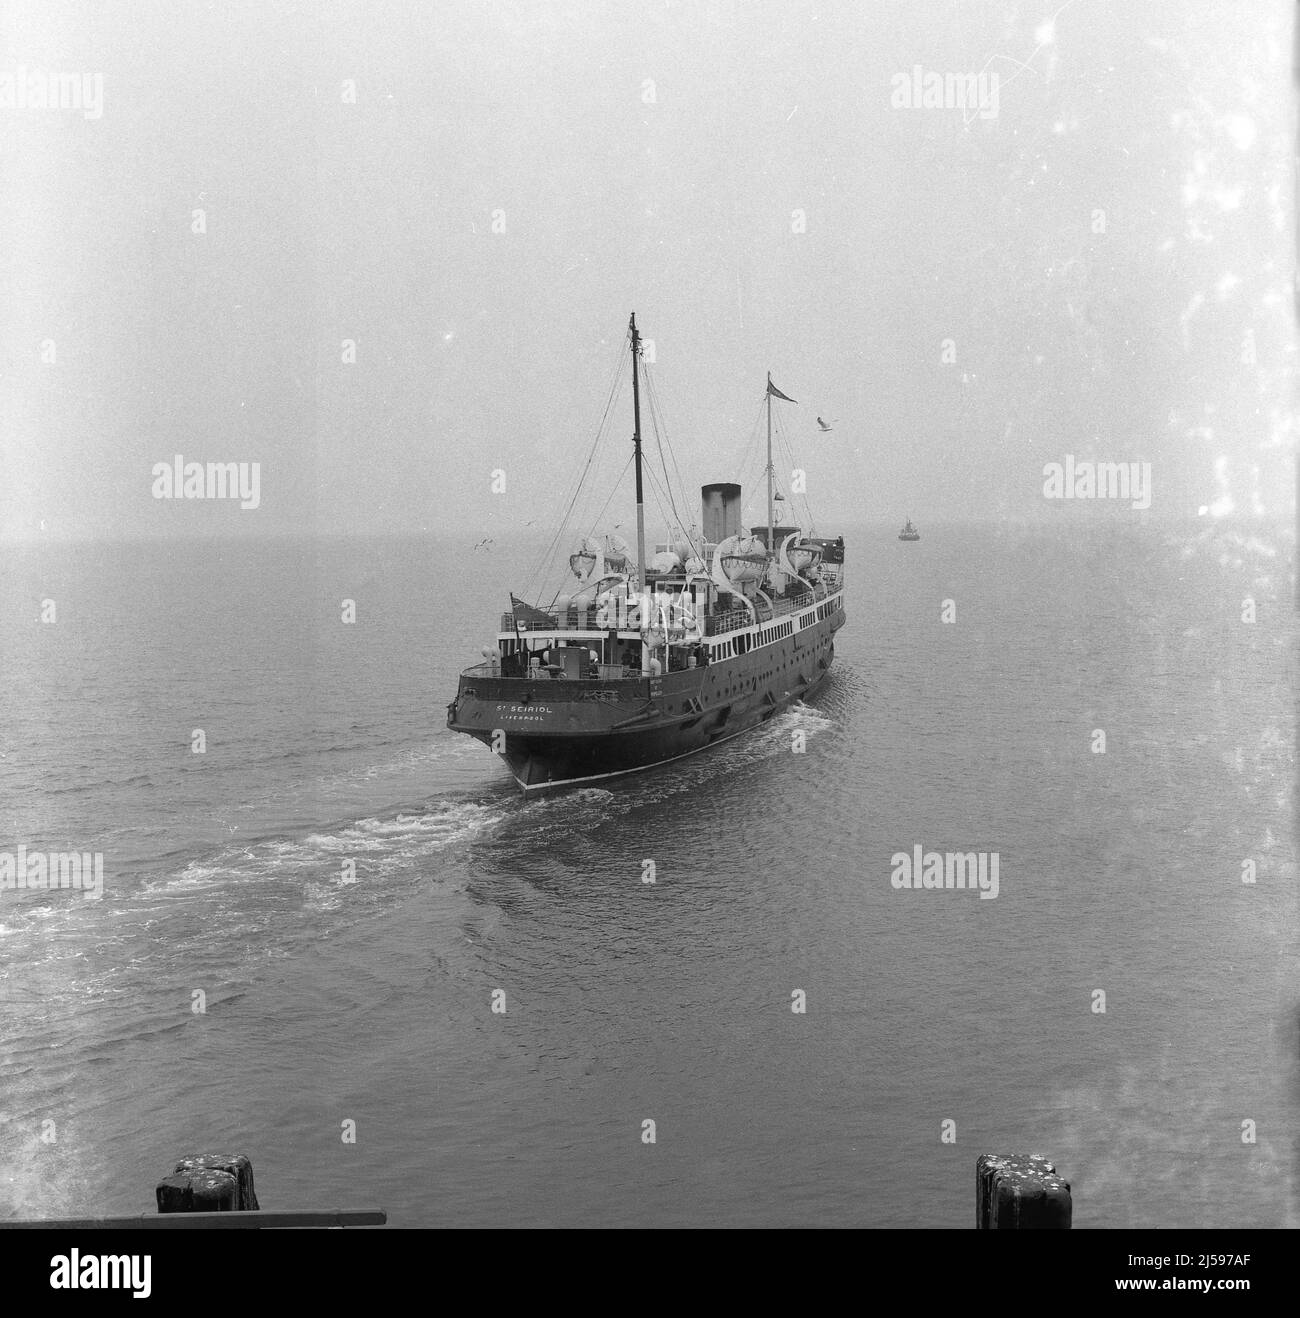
[522,332,822,608]
[542,449,635,608]
[771,406,818,534]
[642,365,701,555]
[540,346,704,603]
[520,331,629,602]
[729,387,820,535]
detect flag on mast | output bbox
[766,379,797,403]
[510,593,554,626]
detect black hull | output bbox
[500,666,830,791]
[449,602,844,792]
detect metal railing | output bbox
[500,580,842,642]
[459,661,644,685]
[704,609,752,636]
[502,611,565,632]
[500,608,696,633]
[503,610,779,638]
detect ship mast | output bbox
[630,313,647,598]
[765,371,775,558]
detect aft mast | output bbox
[630,313,647,599]
[765,371,774,560]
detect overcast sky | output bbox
[2,0,1294,543]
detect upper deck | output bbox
[498,563,843,638]
[463,569,845,691]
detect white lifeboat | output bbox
[720,533,767,583]
[786,539,823,573]
[603,533,632,575]
[568,535,601,580]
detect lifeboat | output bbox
[720,533,768,583]
[786,540,824,572]
[568,535,600,579]
[603,533,632,575]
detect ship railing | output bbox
[500,609,686,633]
[502,611,567,632]
[501,592,839,641]
[459,661,647,684]
[704,609,752,636]
[756,594,808,622]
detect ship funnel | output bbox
[701,482,742,544]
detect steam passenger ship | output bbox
[446,313,846,792]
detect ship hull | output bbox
[499,663,832,791]
[448,598,844,792]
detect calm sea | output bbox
[1,520,1295,1227]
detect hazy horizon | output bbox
[3,0,1295,546]
[4,505,1295,543]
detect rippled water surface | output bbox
[1,522,1295,1226]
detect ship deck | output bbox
[496,565,842,639]
[449,592,846,791]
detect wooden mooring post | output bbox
[0,1152,386,1229]
[157,1152,259,1214]
[977,1153,1072,1228]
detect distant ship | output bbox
[898,517,920,541]
[446,312,847,792]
